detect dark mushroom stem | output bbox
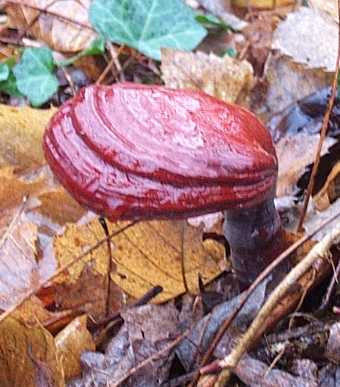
[224,192,288,288]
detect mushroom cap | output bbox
[43,83,277,221]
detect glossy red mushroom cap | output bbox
[43,83,277,221]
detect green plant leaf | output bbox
[0,59,22,97]
[195,14,231,32]
[13,47,58,106]
[89,0,207,60]
[0,63,9,81]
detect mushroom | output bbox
[43,83,288,287]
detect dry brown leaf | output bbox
[272,7,338,71]
[304,198,340,241]
[55,315,95,381]
[0,104,55,171]
[314,161,340,210]
[0,206,40,310]
[0,317,65,387]
[232,0,294,7]
[259,53,332,116]
[276,133,336,197]
[53,218,224,303]
[5,0,96,52]
[0,167,49,210]
[161,49,253,105]
[37,187,86,225]
[309,0,338,22]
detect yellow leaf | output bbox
[55,315,95,381]
[0,104,55,171]
[54,218,225,303]
[0,317,65,387]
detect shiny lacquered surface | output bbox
[43,83,278,221]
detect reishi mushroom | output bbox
[43,83,288,286]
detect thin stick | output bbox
[0,221,137,324]
[216,225,340,384]
[297,0,340,231]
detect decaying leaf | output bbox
[161,48,253,105]
[276,133,336,197]
[314,161,340,210]
[272,7,338,72]
[309,0,338,22]
[232,0,294,7]
[53,218,224,303]
[37,187,86,225]
[260,53,332,116]
[55,315,95,381]
[5,0,96,52]
[304,198,340,241]
[0,206,40,310]
[0,317,64,387]
[0,167,49,210]
[0,104,55,171]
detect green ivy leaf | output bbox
[89,0,207,60]
[13,47,58,106]
[195,14,231,32]
[0,63,9,81]
[0,59,22,97]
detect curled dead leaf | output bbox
[5,0,96,52]
[161,48,253,105]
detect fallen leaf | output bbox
[303,197,340,240]
[161,48,253,105]
[0,104,55,171]
[55,315,95,381]
[71,303,181,386]
[309,0,338,22]
[0,206,40,310]
[276,133,336,197]
[272,7,338,71]
[314,161,340,210]
[37,187,86,225]
[5,0,96,53]
[0,167,48,210]
[53,218,224,303]
[0,317,64,387]
[258,53,332,117]
[232,0,294,7]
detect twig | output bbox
[196,208,340,381]
[0,221,137,324]
[297,0,340,231]
[215,225,340,385]
[180,220,190,294]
